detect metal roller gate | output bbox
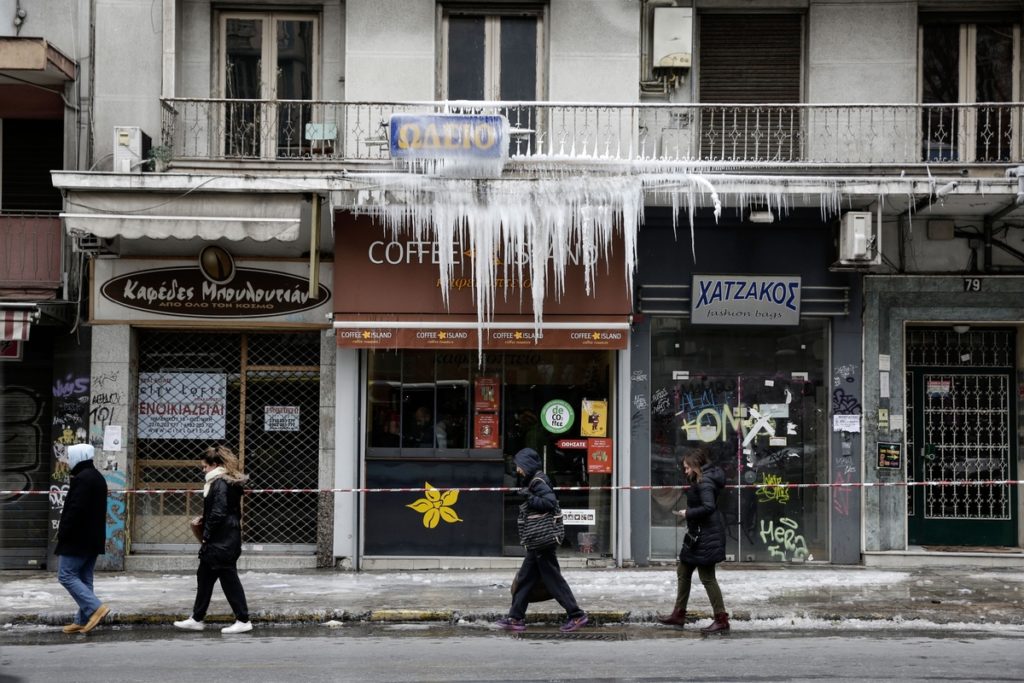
[131,330,321,554]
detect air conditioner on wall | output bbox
[113,126,152,172]
[838,211,881,265]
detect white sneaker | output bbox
[173,617,204,631]
[221,620,253,634]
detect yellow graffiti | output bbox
[755,473,790,504]
[406,482,463,529]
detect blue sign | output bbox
[389,114,508,160]
[690,274,802,326]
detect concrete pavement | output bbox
[2,564,1022,631]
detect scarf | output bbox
[203,466,227,498]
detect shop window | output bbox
[649,319,830,563]
[920,15,1019,162]
[218,12,318,158]
[364,348,614,557]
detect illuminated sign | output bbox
[389,114,508,160]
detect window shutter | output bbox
[698,14,802,103]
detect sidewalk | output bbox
[2,565,1023,631]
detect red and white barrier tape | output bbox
[5,480,1024,496]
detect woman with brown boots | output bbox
[658,446,730,634]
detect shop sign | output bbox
[96,247,332,322]
[587,438,612,474]
[335,326,628,350]
[389,114,508,160]
[541,399,575,434]
[877,441,902,469]
[137,372,226,440]
[690,274,801,326]
[561,509,596,525]
[264,406,300,432]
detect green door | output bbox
[906,329,1017,547]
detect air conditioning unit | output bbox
[113,126,152,172]
[72,233,119,256]
[838,211,880,265]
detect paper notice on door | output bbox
[833,414,861,433]
[889,414,904,431]
[880,371,890,398]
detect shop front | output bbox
[84,247,334,566]
[333,214,631,563]
[630,210,863,565]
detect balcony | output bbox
[160,99,1023,170]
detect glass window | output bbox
[649,319,830,563]
[364,348,613,556]
[220,12,318,158]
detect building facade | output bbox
[1,0,1021,571]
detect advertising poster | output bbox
[474,375,500,412]
[581,399,608,437]
[474,413,499,448]
[587,437,612,474]
[137,372,227,440]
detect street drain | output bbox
[516,632,628,641]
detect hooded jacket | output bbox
[678,463,727,566]
[513,448,559,513]
[56,449,108,557]
[199,470,248,568]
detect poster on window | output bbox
[264,405,300,432]
[581,399,608,437]
[473,413,499,449]
[474,375,500,412]
[138,372,227,439]
[587,438,612,474]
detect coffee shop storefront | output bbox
[332,213,632,565]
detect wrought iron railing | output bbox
[160,98,1024,167]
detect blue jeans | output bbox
[57,554,101,625]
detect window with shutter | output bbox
[697,14,803,162]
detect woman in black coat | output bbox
[174,445,253,634]
[658,447,730,634]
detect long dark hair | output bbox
[682,447,710,483]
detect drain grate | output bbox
[516,631,628,641]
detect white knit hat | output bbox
[67,443,95,469]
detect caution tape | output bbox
[5,480,1024,496]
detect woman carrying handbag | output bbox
[658,446,730,634]
[174,445,253,634]
[496,447,588,633]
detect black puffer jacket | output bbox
[514,448,559,513]
[199,474,246,569]
[55,460,108,557]
[678,464,727,566]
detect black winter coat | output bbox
[199,476,244,569]
[514,448,560,513]
[56,460,108,557]
[678,464,727,566]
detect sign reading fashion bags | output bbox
[691,274,801,326]
[138,373,227,439]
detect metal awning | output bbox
[0,304,39,341]
[60,192,302,242]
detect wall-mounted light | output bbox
[748,210,775,224]
[952,325,970,335]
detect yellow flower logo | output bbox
[406,482,463,528]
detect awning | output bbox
[0,306,38,341]
[334,314,631,350]
[60,193,303,242]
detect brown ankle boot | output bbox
[700,612,730,634]
[657,608,687,627]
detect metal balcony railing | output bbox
[160,98,1024,167]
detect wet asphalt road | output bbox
[1,623,1022,682]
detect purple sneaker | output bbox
[560,613,589,632]
[497,617,526,632]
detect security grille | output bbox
[905,328,1014,367]
[132,330,320,552]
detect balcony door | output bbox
[219,13,318,159]
[439,8,543,155]
[920,17,1020,162]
